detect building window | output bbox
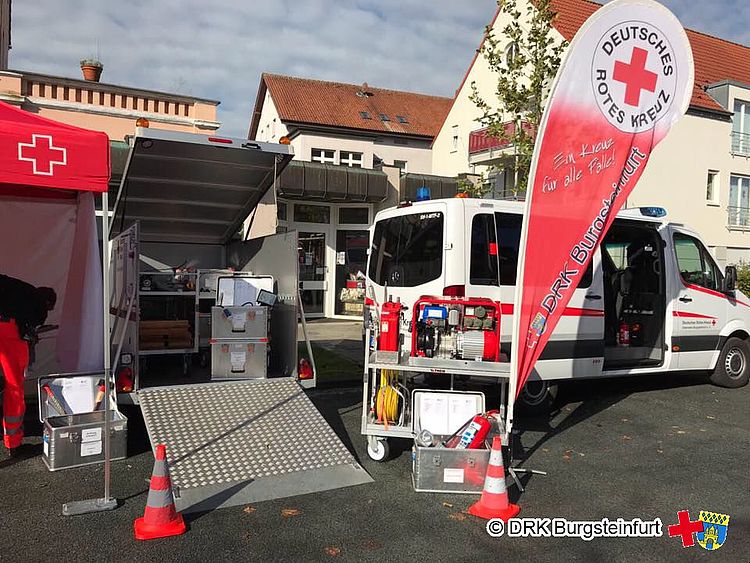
[379,114,390,121]
[294,204,330,224]
[340,151,363,168]
[360,111,372,120]
[396,115,408,124]
[505,42,519,66]
[277,201,287,221]
[451,125,459,152]
[311,148,335,164]
[728,174,750,228]
[706,170,719,204]
[393,160,408,173]
[339,207,369,224]
[732,99,750,156]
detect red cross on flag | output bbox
[0,101,110,193]
[509,0,693,421]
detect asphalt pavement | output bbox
[0,371,748,562]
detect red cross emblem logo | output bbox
[668,510,704,548]
[18,134,68,176]
[613,47,658,107]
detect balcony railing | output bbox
[727,206,750,229]
[731,131,750,157]
[468,121,533,155]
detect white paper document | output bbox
[415,392,482,436]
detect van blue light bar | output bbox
[416,186,431,201]
[639,206,666,217]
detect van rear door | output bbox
[366,202,449,318]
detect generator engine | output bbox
[411,296,501,362]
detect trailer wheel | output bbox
[710,337,750,388]
[518,381,558,415]
[366,438,390,462]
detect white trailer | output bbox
[108,128,371,512]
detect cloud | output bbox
[8,0,498,137]
[9,1,747,138]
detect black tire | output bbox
[710,337,750,388]
[517,380,559,415]
[366,438,390,462]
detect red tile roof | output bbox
[250,74,452,139]
[550,0,750,114]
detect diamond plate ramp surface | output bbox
[139,378,372,513]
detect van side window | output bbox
[494,211,592,288]
[674,233,723,290]
[470,214,499,285]
[495,213,522,285]
[368,212,444,287]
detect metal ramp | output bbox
[139,378,372,513]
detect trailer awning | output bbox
[110,128,293,244]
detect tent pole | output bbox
[62,191,118,516]
[102,190,112,502]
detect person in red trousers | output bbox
[0,274,56,456]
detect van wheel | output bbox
[710,337,750,388]
[518,381,558,414]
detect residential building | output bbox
[248,74,452,317]
[0,65,220,207]
[432,0,750,264]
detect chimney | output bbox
[80,58,103,82]
[0,0,11,71]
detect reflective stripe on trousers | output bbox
[0,321,29,449]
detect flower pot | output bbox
[81,64,103,82]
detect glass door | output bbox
[298,231,327,317]
[334,230,369,317]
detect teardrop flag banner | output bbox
[508,0,694,420]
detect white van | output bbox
[365,197,749,411]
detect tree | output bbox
[470,0,567,195]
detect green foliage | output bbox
[734,262,750,296]
[470,0,566,193]
[456,175,489,198]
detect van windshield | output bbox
[368,211,443,287]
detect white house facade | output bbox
[248,74,452,318]
[432,0,750,264]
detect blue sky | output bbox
[8,0,748,138]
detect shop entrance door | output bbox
[299,231,327,317]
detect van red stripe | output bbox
[673,311,716,319]
[499,303,602,317]
[684,283,750,308]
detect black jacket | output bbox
[0,274,50,339]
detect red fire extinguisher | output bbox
[445,410,499,449]
[378,300,403,352]
[618,321,630,347]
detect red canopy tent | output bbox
[0,99,110,373]
[0,100,110,193]
[0,100,117,512]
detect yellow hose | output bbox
[375,369,400,428]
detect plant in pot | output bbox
[80,58,103,82]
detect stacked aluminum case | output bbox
[210,305,269,379]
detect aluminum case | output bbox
[38,373,127,472]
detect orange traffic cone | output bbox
[134,444,186,540]
[468,435,520,521]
